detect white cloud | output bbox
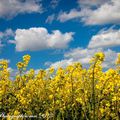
[81,0,120,25]
[64,47,102,63]
[58,0,120,25]
[65,48,118,69]
[103,49,118,68]
[78,0,109,7]
[88,28,120,48]
[50,48,102,69]
[58,9,81,22]
[47,26,120,70]
[13,27,74,51]
[0,0,43,19]
[46,14,55,23]
[50,58,73,69]
[0,29,14,39]
[50,47,119,69]
[0,29,14,47]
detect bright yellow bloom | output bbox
[17,62,24,69]
[95,52,105,61]
[1,52,120,120]
[23,54,31,62]
[49,67,54,74]
[49,95,53,99]
[14,110,20,115]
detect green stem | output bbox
[92,59,98,120]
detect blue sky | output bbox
[0,0,120,72]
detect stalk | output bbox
[92,59,98,120]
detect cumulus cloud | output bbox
[0,0,43,19]
[65,48,118,69]
[50,47,119,69]
[50,48,100,69]
[49,27,120,69]
[81,0,120,25]
[88,28,120,48]
[12,27,74,51]
[64,47,102,64]
[63,47,103,68]
[58,0,120,25]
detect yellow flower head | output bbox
[0,60,8,70]
[23,54,31,62]
[17,62,24,69]
[95,52,105,61]
[14,110,20,115]
[49,67,54,74]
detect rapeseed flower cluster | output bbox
[0,52,120,120]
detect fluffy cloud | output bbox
[49,27,120,69]
[88,28,120,48]
[0,0,43,19]
[0,29,14,47]
[0,29,14,39]
[102,49,118,68]
[81,0,120,25]
[58,9,81,22]
[58,0,120,25]
[50,47,118,69]
[65,48,118,68]
[64,47,102,64]
[12,27,74,51]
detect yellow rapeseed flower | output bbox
[95,52,105,61]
